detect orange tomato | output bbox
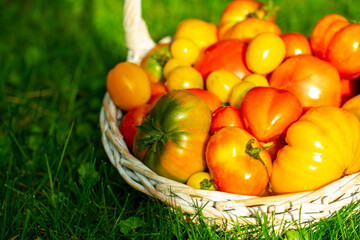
[174,19,218,50]
[222,18,282,42]
[326,24,360,80]
[281,32,312,58]
[186,88,222,113]
[107,62,151,110]
[206,127,272,196]
[271,106,360,194]
[310,13,348,57]
[269,55,341,110]
[218,0,275,40]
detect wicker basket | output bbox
[100,0,360,233]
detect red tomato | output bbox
[281,32,312,59]
[206,127,272,196]
[120,104,152,150]
[194,39,252,81]
[269,55,341,109]
[241,87,303,142]
[210,106,244,135]
[186,88,222,112]
[326,24,360,80]
[310,13,348,57]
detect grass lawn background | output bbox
[1,0,360,239]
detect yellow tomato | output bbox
[106,62,151,110]
[206,70,242,103]
[186,172,216,190]
[163,58,190,79]
[166,66,204,90]
[243,74,269,87]
[229,81,256,109]
[174,19,218,50]
[170,38,200,65]
[246,32,286,74]
[342,94,360,120]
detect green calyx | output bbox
[245,139,273,179]
[152,53,170,67]
[200,178,213,190]
[136,117,172,153]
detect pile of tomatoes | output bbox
[107,0,360,196]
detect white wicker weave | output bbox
[99,0,360,232]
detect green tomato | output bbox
[246,32,286,74]
[141,44,172,83]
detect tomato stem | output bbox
[152,53,170,67]
[136,117,171,152]
[262,0,280,20]
[245,139,273,179]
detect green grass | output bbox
[1,0,360,239]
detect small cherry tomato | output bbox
[166,66,203,90]
[281,32,312,58]
[140,44,172,83]
[107,62,151,110]
[210,106,244,135]
[245,32,286,74]
[186,172,216,190]
[163,58,189,79]
[170,38,200,65]
[206,69,242,103]
[120,104,151,150]
[174,19,218,50]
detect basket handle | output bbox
[123,0,156,64]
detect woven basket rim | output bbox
[100,0,360,232]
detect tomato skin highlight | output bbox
[206,127,272,196]
[271,106,360,194]
[241,87,303,143]
[269,55,341,110]
[133,90,212,183]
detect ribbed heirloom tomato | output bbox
[133,90,212,183]
[210,106,244,135]
[271,106,360,194]
[241,87,303,143]
[206,127,272,196]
